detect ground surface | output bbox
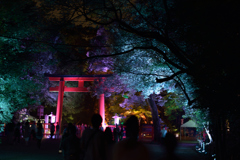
[147,141,207,160]
[0,137,207,160]
[0,137,62,160]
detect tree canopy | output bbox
[1,1,240,158]
[0,0,58,127]
[39,1,239,158]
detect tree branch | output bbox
[166,63,197,106]
[81,45,186,72]
[117,20,193,68]
[150,46,186,71]
[156,70,185,83]
[127,0,162,32]
[122,70,169,77]
[163,0,170,37]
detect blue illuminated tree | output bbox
[86,27,198,141]
[71,2,239,157]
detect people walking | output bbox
[161,132,181,160]
[50,123,55,139]
[119,125,124,141]
[5,121,15,145]
[113,115,150,160]
[23,121,30,146]
[113,124,119,143]
[13,122,21,144]
[104,127,114,160]
[62,125,81,160]
[80,123,85,138]
[30,121,36,140]
[59,123,72,153]
[36,123,44,149]
[161,125,167,143]
[81,114,106,160]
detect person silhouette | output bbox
[104,127,114,160]
[81,114,106,160]
[113,115,151,160]
[23,121,30,146]
[30,121,36,140]
[119,124,124,141]
[13,122,21,144]
[161,132,181,160]
[36,123,44,149]
[50,123,55,139]
[161,126,167,143]
[6,120,15,145]
[113,124,119,143]
[59,123,73,153]
[62,125,81,160]
[80,123,85,138]
[104,127,113,144]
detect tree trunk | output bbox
[148,94,161,142]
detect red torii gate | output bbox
[45,74,112,132]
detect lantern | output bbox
[37,105,44,119]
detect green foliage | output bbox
[108,94,126,113]
[107,92,152,125]
[162,92,182,121]
[0,0,57,127]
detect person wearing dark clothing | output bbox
[81,114,106,160]
[59,123,72,153]
[23,121,30,146]
[13,122,21,144]
[36,123,44,149]
[50,123,55,139]
[162,132,181,160]
[62,125,81,160]
[30,121,36,140]
[6,122,15,145]
[104,127,114,160]
[113,115,150,160]
[113,124,119,143]
[105,127,113,143]
[119,125,124,141]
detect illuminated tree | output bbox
[0,0,58,130]
[86,26,194,141]
[107,93,152,124]
[74,2,239,158]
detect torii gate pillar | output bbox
[56,79,65,129]
[99,94,105,128]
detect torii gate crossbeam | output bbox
[45,74,112,132]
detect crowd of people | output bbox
[4,120,58,149]
[58,114,147,160]
[3,114,180,160]
[59,114,179,160]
